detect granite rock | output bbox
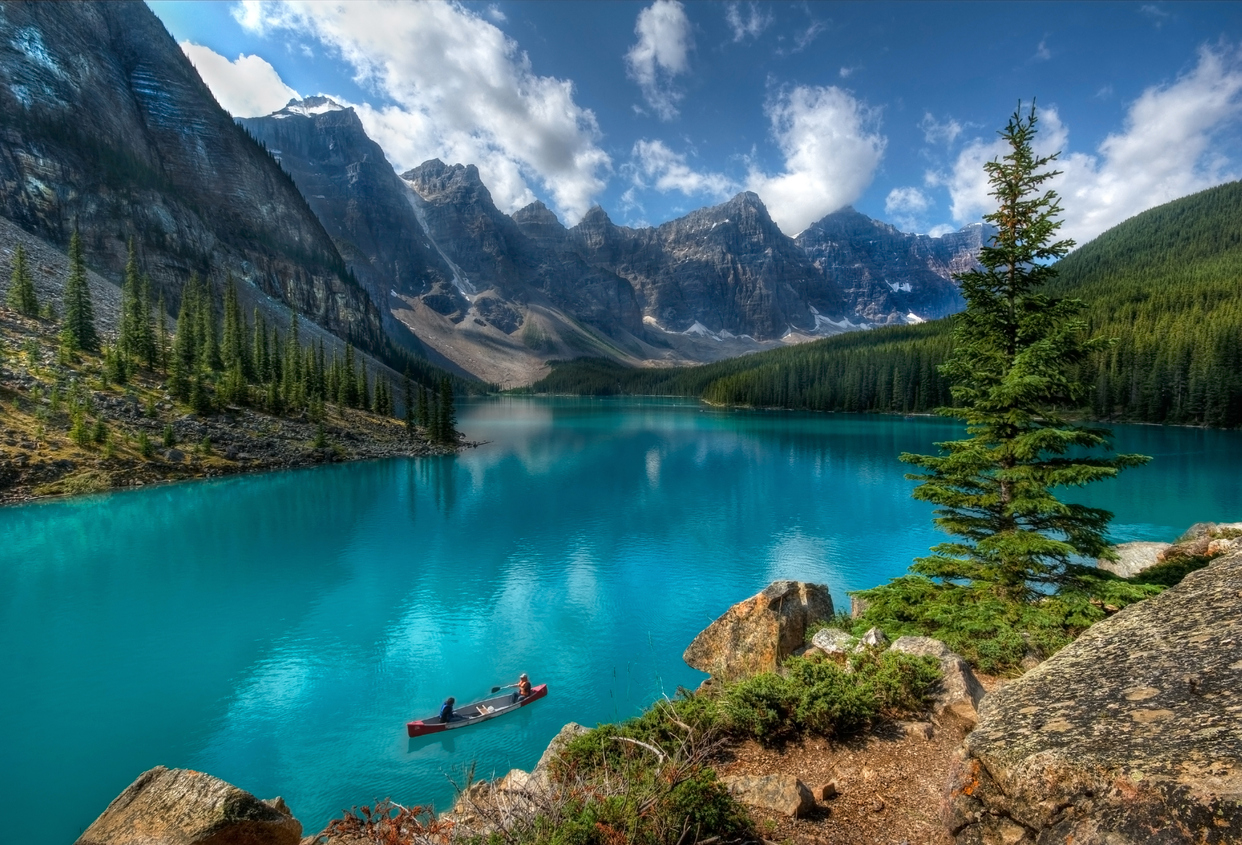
[1097,541,1171,578]
[75,766,301,845]
[947,549,1242,844]
[720,774,816,817]
[684,580,834,681]
[889,636,986,725]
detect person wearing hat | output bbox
[505,673,532,702]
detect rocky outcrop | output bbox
[238,99,456,350]
[1097,541,1171,578]
[720,774,816,817]
[947,549,1242,844]
[403,161,643,336]
[532,721,590,783]
[796,208,991,325]
[683,580,834,681]
[572,192,845,340]
[0,2,385,353]
[889,636,986,725]
[75,766,301,845]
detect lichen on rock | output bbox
[948,548,1242,844]
[683,580,834,681]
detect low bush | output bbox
[720,652,939,744]
[852,569,1164,675]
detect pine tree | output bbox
[343,344,358,408]
[139,274,155,369]
[900,104,1149,599]
[156,291,170,373]
[222,273,245,374]
[170,274,200,400]
[118,239,142,365]
[6,243,39,316]
[357,364,370,412]
[403,368,415,437]
[437,376,457,444]
[417,383,430,429]
[197,280,221,373]
[61,231,99,352]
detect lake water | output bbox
[3,397,1240,843]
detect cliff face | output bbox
[569,192,846,340]
[403,159,643,336]
[238,98,459,347]
[0,1,383,349]
[796,208,991,324]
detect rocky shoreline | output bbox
[0,307,473,507]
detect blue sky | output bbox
[149,1,1242,243]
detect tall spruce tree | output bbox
[7,243,38,316]
[437,376,456,444]
[61,231,99,352]
[403,369,415,437]
[900,104,1149,599]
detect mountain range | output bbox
[0,1,990,388]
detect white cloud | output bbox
[230,0,609,224]
[839,66,858,79]
[1034,36,1051,61]
[745,85,886,235]
[179,42,299,117]
[486,4,506,23]
[885,187,931,232]
[793,20,827,53]
[625,0,693,120]
[936,46,1242,245]
[725,2,772,43]
[630,139,736,200]
[919,112,963,146]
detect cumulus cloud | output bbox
[885,187,932,232]
[919,112,964,146]
[934,46,1242,244]
[230,0,609,223]
[180,42,299,117]
[630,139,736,200]
[745,85,886,235]
[625,0,693,120]
[725,2,772,43]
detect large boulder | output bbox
[683,581,834,681]
[75,766,302,845]
[720,774,816,817]
[947,549,1242,844]
[889,636,986,725]
[532,722,590,784]
[1096,541,1171,578]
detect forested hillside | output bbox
[530,181,1242,427]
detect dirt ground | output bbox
[715,677,1007,845]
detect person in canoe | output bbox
[504,673,532,703]
[438,696,458,723]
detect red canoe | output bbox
[407,684,548,737]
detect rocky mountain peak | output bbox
[272,95,349,119]
[512,200,563,229]
[403,159,492,207]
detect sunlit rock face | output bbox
[0,1,384,350]
[796,208,993,325]
[568,191,846,341]
[239,99,462,343]
[948,549,1242,845]
[404,159,643,336]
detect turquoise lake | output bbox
[3,397,1241,843]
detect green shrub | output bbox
[138,431,154,458]
[852,571,1162,675]
[162,424,175,448]
[719,672,797,741]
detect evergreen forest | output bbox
[530,180,1242,428]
